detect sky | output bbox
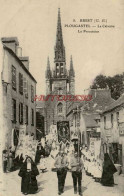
[0,0,124,95]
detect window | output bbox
[57,103,63,114]
[12,65,16,90]
[12,99,16,123]
[116,112,119,126]
[19,73,23,94]
[25,105,28,125]
[56,63,59,76]
[24,78,28,98]
[104,116,106,129]
[31,85,34,102]
[31,109,34,126]
[19,103,23,124]
[111,114,113,127]
[60,63,64,75]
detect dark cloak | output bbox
[35,145,45,164]
[101,153,117,186]
[18,157,39,194]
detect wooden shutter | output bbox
[31,85,34,102]
[26,105,28,124]
[21,103,23,124]
[23,77,27,94]
[14,100,16,122]
[19,73,23,94]
[12,66,16,90]
[19,103,21,123]
[19,103,23,124]
[12,99,16,122]
[31,109,34,125]
[26,81,28,98]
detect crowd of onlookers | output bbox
[2,139,119,195]
[2,140,52,173]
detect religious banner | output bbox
[57,121,70,142]
[89,137,97,153]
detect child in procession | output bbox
[40,155,47,173]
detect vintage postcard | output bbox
[0,0,124,196]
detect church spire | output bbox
[69,55,75,77]
[46,57,51,79]
[54,8,65,63]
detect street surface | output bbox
[0,157,124,196]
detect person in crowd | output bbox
[70,151,83,196]
[54,151,69,195]
[65,143,72,170]
[101,153,117,187]
[44,142,51,157]
[2,150,8,173]
[18,156,39,195]
[19,153,24,168]
[7,147,14,172]
[40,155,47,173]
[35,143,43,164]
[94,160,102,182]
[40,145,45,157]
[50,147,59,170]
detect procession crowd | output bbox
[2,139,118,196]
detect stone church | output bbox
[45,9,75,133]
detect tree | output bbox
[90,74,124,100]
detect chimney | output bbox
[19,57,29,70]
[1,37,19,54]
[17,46,22,57]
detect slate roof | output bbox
[82,113,100,128]
[103,93,124,113]
[81,88,115,113]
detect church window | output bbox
[57,103,63,114]
[56,63,59,76]
[60,63,64,75]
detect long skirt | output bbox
[21,172,38,194]
[7,158,13,171]
[101,171,114,186]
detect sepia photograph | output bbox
[0,0,124,196]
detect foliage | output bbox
[90,74,124,100]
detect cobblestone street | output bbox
[0,158,124,196]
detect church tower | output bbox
[45,57,52,95]
[45,9,75,131]
[69,55,75,95]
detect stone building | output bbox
[45,9,75,132]
[1,37,37,149]
[66,88,114,146]
[100,93,124,172]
